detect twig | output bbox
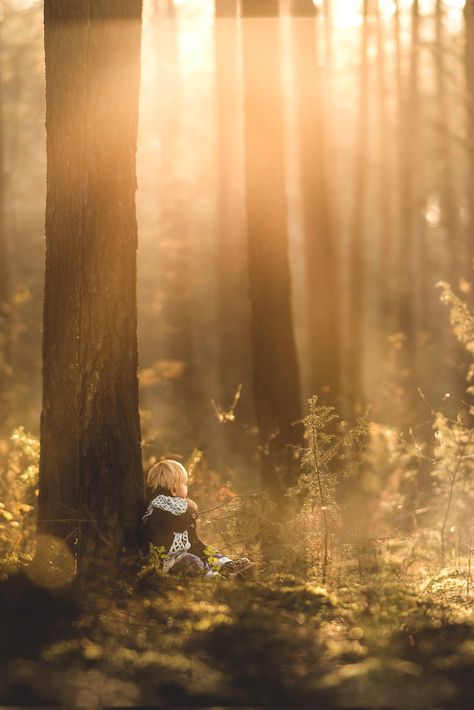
[37,518,113,523]
[308,412,329,584]
[422,566,444,594]
[199,491,265,516]
[6,523,24,560]
[440,429,473,565]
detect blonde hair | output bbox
[147,459,188,493]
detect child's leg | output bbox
[170,553,208,577]
[197,547,232,568]
[212,552,233,568]
[200,547,254,576]
[218,557,256,578]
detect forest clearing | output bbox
[1,0,474,706]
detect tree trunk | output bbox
[432,0,466,407]
[155,0,204,442]
[241,0,302,494]
[290,0,340,408]
[435,0,461,289]
[466,0,474,284]
[214,0,252,417]
[397,0,419,347]
[39,0,144,575]
[375,1,393,329]
[347,0,370,416]
[0,11,11,398]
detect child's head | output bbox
[147,459,188,498]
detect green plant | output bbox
[0,426,40,563]
[204,545,222,572]
[288,396,369,582]
[148,543,168,572]
[430,284,474,566]
[437,281,474,406]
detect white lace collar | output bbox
[142,494,188,523]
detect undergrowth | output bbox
[0,282,474,706]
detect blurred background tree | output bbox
[241,0,302,493]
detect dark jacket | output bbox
[142,488,206,568]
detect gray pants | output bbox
[169,552,228,577]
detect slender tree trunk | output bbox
[466,0,474,283]
[39,0,144,574]
[375,2,393,327]
[290,0,340,407]
[241,0,302,494]
[347,0,370,415]
[397,0,418,347]
[433,0,466,406]
[435,1,461,288]
[214,0,252,417]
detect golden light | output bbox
[424,195,442,228]
[176,0,214,72]
[418,0,436,15]
[25,534,76,589]
[378,0,397,17]
[331,0,363,28]
[8,0,37,9]
[444,0,466,9]
[444,0,466,33]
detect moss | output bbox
[275,582,337,611]
[2,567,474,707]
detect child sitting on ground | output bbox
[142,459,253,578]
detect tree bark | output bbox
[241,0,302,494]
[39,0,144,574]
[0,11,11,397]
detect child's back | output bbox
[142,459,255,578]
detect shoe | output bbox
[221,558,256,578]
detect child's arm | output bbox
[169,502,197,532]
[147,501,197,534]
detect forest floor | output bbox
[0,560,473,708]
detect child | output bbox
[142,459,253,578]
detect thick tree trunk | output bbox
[39,0,144,574]
[0,13,11,396]
[241,0,302,494]
[290,0,340,407]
